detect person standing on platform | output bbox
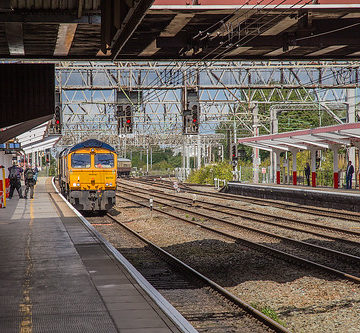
[304,162,310,186]
[24,164,36,199]
[8,161,24,199]
[33,164,39,183]
[346,161,354,189]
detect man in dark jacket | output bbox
[8,161,24,199]
[346,161,354,189]
[304,162,310,186]
[24,164,36,199]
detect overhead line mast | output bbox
[56,61,358,149]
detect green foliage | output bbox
[49,158,56,176]
[41,155,56,176]
[238,144,270,163]
[152,160,172,170]
[278,108,337,132]
[251,303,286,327]
[187,162,234,184]
[129,148,181,171]
[215,88,343,162]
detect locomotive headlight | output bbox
[106,183,109,186]
[109,183,112,186]
[77,183,80,187]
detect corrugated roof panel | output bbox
[24,23,58,55]
[0,24,9,55]
[69,23,101,56]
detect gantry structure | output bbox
[55,60,360,161]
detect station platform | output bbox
[223,182,360,212]
[0,177,193,333]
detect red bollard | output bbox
[311,172,316,187]
[334,172,339,189]
[276,171,280,184]
[293,171,297,185]
[5,178,9,198]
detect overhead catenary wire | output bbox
[143,0,313,105]
[193,0,252,40]
[148,0,319,101]
[117,0,357,137]
[142,0,276,102]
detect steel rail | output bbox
[181,182,360,222]
[130,177,360,224]
[116,190,360,284]
[118,186,360,267]
[118,183,360,247]
[125,180,360,239]
[138,177,360,223]
[105,213,291,333]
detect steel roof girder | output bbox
[268,140,308,150]
[295,139,329,149]
[311,133,350,146]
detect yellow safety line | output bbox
[19,201,34,333]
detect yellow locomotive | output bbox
[58,139,117,211]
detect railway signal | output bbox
[116,90,140,134]
[231,144,237,160]
[125,105,132,132]
[54,105,61,133]
[49,90,62,135]
[191,104,199,132]
[116,104,133,133]
[182,88,200,134]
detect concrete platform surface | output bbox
[0,177,188,333]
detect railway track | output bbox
[120,180,360,245]
[117,184,360,284]
[86,214,288,333]
[130,177,360,223]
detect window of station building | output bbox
[71,153,91,168]
[95,153,114,168]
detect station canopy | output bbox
[17,122,60,154]
[237,123,360,152]
[0,1,360,60]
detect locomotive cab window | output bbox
[95,153,114,168]
[71,153,91,168]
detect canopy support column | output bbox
[291,150,297,185]
[270,107,278,183]
[253,104,259,184]
[347,89,356,187]
[331,145,339,189]
[310,149,317,187]
[352,143,360,191]
[275,150,281,184]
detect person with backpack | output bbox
[24,163,36,199]
[8,161,24,199]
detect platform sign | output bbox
[261,167,266,174]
